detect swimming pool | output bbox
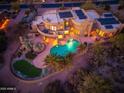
[50,39,80,57]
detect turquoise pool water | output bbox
[50,39,80,57]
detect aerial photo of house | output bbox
[0,0,124,93]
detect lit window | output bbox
[64,30,69,34]
[71,27,74,30]
[51,26,56,31]
[60,26,63,29]
[58,35,63,39]
[54,27,56,31]
[51,26,54,30]
[96,29,100,33]
[53,32,56,35]
[99,31,105,37]
[66,22,68,26]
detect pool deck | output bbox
[32,36,95,69]
[78,36,95,44]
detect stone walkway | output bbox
[32,44,52,68]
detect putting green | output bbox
[13,60,42,78]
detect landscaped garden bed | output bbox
[25,51,37,60]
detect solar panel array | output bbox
[59,11,73,19]
[97,12,120,30]
[104,13,113,17]
[75,10,87,19]
[105,25,113,29]
[97,18,119,25]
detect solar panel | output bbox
[104,13,113,17]
[41,4,62,8]
[105,25,113,29]
[59,11,73,19]
[64,3,73,7]
[97,18,119,25]
[75,10,87,19]
[42,29,49,33]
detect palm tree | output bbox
[78,43,87,53]
[45,54,72,71]
[45,54,56,63]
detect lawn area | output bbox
[13,60,42,78]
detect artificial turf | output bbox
[13,60,42,78]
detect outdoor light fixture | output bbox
[0,19,10,29]
[67,38,73,49]
[58,35,63,39]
